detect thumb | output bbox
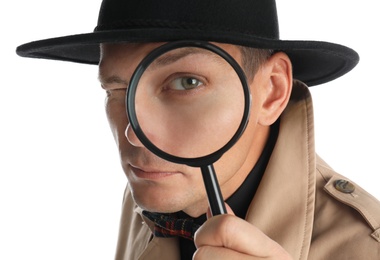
[206,203,235,219]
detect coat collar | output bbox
[245,80,316,259]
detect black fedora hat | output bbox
[16,0,359,86]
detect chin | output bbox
[130,187,184,213]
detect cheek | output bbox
[212,99,261,188]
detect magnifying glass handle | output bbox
[201,165,227,216]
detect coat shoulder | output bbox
[310,156,380,258]
[316,155,380,236]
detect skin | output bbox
[99,42,293,259]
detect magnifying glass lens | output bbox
[133,46,246,159]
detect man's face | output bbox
[99,42,272,217]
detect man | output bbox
[16,0,380,259]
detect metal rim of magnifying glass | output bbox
[126,40,251,167]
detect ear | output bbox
[258,52,293,126]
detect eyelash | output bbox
[162,73,207,93]
[169,76,203,90]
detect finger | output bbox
[194,214,288,258]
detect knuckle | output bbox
[219,214,240,236]
[214,215,241,249]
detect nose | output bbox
[125,124,144,147]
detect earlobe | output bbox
[258,52,293,126]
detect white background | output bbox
[1,1,379,259]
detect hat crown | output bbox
[16,0,359,86]
[96,0,280,40]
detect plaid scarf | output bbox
[142,211,201,241]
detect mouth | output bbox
[129,164,182,180]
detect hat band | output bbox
[94,19,278,40]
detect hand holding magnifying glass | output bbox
[126,41,251,216]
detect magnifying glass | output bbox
[126,41,251,216]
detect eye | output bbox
[169,77,203,90]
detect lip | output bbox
[129,164,181,180]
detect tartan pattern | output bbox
[142,211,201,240]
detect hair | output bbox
[239,46,274,82]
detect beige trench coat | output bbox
[115,81,380,259]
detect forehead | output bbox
[98,42,244,87]
[101,42,161,59]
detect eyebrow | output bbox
[98,47,220,87]
[150,47,218,69]
[98,75,129,88]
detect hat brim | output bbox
[16,28,359,86]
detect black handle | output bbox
[201,164,227,216]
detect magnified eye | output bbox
[169,77,203,90]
